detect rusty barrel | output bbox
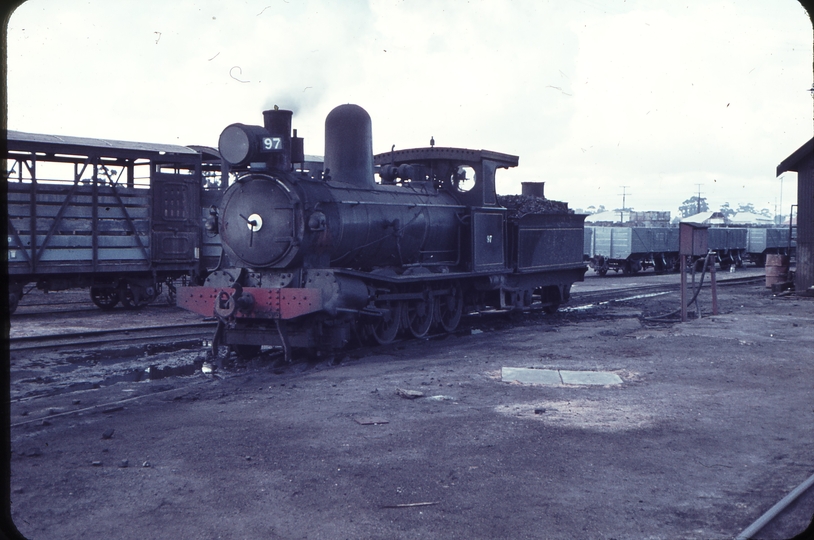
[765,254,790,288]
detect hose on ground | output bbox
[642,251,713,322]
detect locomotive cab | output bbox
[374,146,518,208]
[372,147,519,274]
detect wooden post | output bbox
[680,255,687,322]
[709,254,718,315]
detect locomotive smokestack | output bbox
[324,104,375,187]
[262,108,293,171]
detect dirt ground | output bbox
[6,276,814,539]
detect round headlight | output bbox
[218,124,270,167]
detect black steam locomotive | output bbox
[177,104,586,361]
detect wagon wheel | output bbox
[665,256,680,273]
[404,293,434,338]
[90,286,119,310]
[119,288,140,310]
[119,284,149,310]
[653,255,665,274]
[435,283,463,333]
[367,300,402,345]
[540,286,562,315]
[597,267,608,277]
[120,282,157,309]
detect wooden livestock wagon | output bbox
[6,131,223,313]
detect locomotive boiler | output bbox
[177,104,586,362]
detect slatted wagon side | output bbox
[745,227,795,266]
[585,226,680,275]
[5,131,214,313]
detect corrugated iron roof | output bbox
[585,210,630,223]
[730,212,774,224]
[777,136,814,176]
[680,211,728,225]
[7,130,200,157]
[373,147,518,167]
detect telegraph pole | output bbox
[618,186,630,223]
[695,184,704,214]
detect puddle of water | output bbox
[564,291,670,312]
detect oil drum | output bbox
[765,254,790,288]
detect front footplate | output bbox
[176,286,323,320]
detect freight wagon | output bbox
[6,131,226,313]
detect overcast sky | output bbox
[6,0,812,217]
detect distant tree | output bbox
[736,203,755,214]
[759,208,772,218]
[679,196,708,218]
[719,202,736,218]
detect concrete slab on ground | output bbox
[501,367,623,386]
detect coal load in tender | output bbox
[497,194,572,218]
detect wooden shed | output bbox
[777,138,814,295]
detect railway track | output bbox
[12,298,178,318]
[7,273,768,408]
[569,273,765,308]
[9,321,216,352]
[10,274,766,353]
[6,271,783,479]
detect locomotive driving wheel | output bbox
[435,283,463,333]
[90,286,119,310]
[404,291,434,338]
[367,300,402,345]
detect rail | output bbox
[9,321,216,352]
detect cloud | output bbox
[7,0,810,217]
